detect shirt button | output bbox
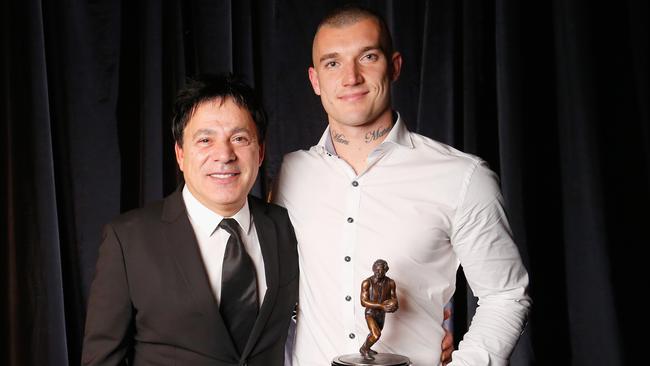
[344,256,351,262]
[347,217,354,223]
[345,295,352,301]
[352,180,359,187]
[349,333,355,339]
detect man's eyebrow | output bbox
[231,127,252,134]
[318,46,382,63]
[360,45,381,53]
[192,127,252,138]
[192,128,216,139]
[319,52,340,63]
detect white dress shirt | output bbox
[274,114,531,366]
[183,186,267,307]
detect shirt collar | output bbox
[315,111,414,156]
[182,185,252,236]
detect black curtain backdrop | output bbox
[2,0,647,365]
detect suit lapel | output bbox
[161,189,239,359]
[241,196,280,360]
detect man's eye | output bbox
[198,138,210,144]
[232,136,250,144]
[325,61,338,68]
[362,54,378,62]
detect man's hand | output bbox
[441,308,454,365]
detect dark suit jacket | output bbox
[82,189,298,366]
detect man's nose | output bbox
[211,141,236,162]
[342,62,363,86]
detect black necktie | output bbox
[219,218,258,354]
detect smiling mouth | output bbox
[208,173,239,179]
[339,91,368,101]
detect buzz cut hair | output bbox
[315,4,394,59]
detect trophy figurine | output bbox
[332,259,410,366]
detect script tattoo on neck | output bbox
[365,125,392,143]
[333,132,349,145]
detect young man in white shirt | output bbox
[274,5,531,366]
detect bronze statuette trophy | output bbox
[332,259,410,366]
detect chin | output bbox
[338,116,372,127]
[344,111,381,125]
[209,193,245,207]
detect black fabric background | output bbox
[2,0,647,365]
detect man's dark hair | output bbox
[171,73,267,146]
[316,4,394,58]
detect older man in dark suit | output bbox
[82,74,298,366]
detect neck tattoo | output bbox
[332,132,349,145]
[365,125,392,143]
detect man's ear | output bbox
[390,52,403,81]
[308,67,321,95]
[258,142,265,166]
[174,142,185,171]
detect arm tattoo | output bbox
[365,126,392,143]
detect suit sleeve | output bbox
[81,223,133,366]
